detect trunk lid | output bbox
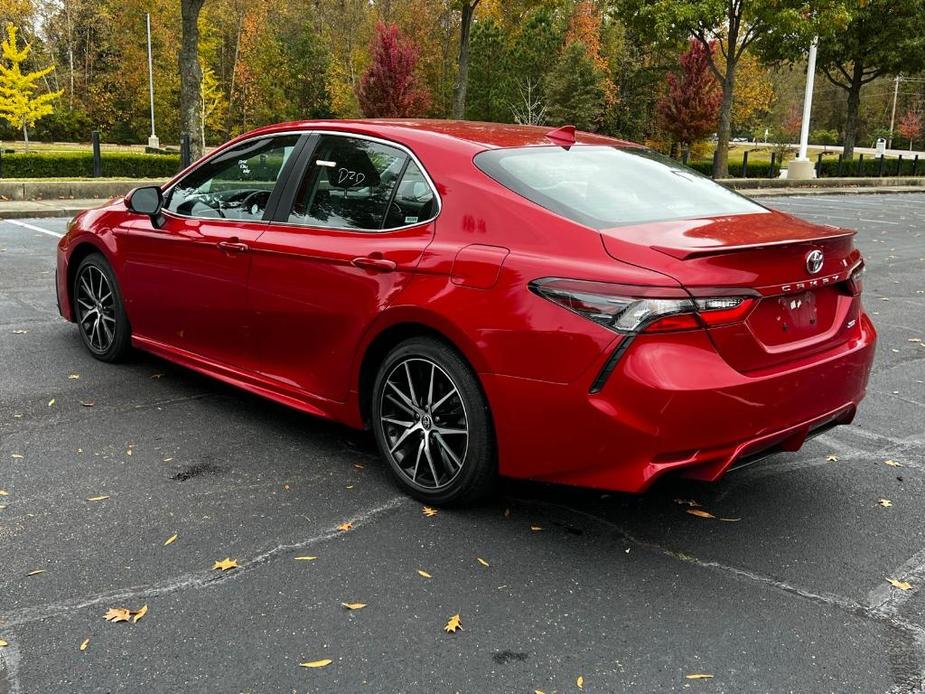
[600,211,863,372]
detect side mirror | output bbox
[125,186,164,227]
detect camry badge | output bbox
[805,250,824,275]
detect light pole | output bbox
[146,13,159,149]
[788,37,818,179]
[888,75,900,150]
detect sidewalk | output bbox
[0,198,110,219]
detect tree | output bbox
[0,24,62,149]
[897,108,922,151]
[465,17,510,122]
[357,21,430,118]
[180,0,206,160]
[452,0,480,119]
[619,0,834,177]
[657,40,721,155]
[544,41,607,132]
[814,0,925,159]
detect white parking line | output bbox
[3,219,64,238]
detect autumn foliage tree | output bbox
[897,109,922,151]
[657,40,721,155]
[0,24,62,149]
[357,21,430,118]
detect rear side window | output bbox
[474,145,767,228]
[288,135,436,231]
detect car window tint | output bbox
[165,135,300,220]
[288,136,411,230]
[474,145,767,228]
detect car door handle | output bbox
[351,256,397,272]
[217,240,249,253]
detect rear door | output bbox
[117,133,306,369]
[248,133,439,403]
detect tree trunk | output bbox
[452,1,478,120]
[22,124,29,153]
[842,62,864,161]
[180,0,206,161]
[712,63,736,179]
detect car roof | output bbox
[237,119,639,156]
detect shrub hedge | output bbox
[689,155,924,179]
[0,151,182,178]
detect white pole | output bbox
[797,38,817,161]
[146,14,159,148]
[888,75,900,149]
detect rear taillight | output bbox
[530,278,756,334]
[847,263,865,296]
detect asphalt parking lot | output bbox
[1,193,924,694]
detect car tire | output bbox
[72,253,131,363]
[371,337,496,506]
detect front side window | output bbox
[288,135,435,231]
[165,134,300,220]
[474,145,767,228]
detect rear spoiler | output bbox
[651,228,856,260]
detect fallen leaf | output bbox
[11,454,23,459]
[163,533,178,546]
[212,558,238,571]
[299,659,332,668]
[422,506,438,517]
[150,373,164,379]
[476,557,489,567]
[353,463,364,469]
[341,602,367,610]
[535,690,547,694]
[48,398,55,407]
[27,569,44,576]
[686,509,716,519]
[577,675,584,688]
[0,490,8,496]
[444,613,462,633]
[719,517,741,522]
[11,329,28,334]
[417,570,432,579]
[826,454,839,462]
[530,525,543,531]
[686,673,714,679]
[86,495,109,502]
[504,508,511,518]
[673,498,701,507]
[132,604,148,623]
[79,401,95,407]
[294,556,318,561]
[336,522,352,532]
[79,638,89,651]
[887,578,912,591]
[68,373,80,380]
[879,498,893,508]
[103,608,131,623]
[885,460,903,467]
[0,640,7,647]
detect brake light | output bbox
[847,263,864,295]
[530,278,755,333]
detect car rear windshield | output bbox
[474,145,767,228]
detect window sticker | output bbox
[404,216,419,224]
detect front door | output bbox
[116,133,304,369]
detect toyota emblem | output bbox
[805,249,824,275]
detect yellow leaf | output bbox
[27,569,44,576]
[535,690,546,694]
[577,675,584,688]
[476,557,489,567]
[336,522,353,532]
[686,509,716,519]
[48,398,55,406]
[68,373,80,379]
[300,659,332,668]
[79,401,94,407]
[11,454,23,459]
[422,506,438,517]
[213,558,238,571]
[444,613,462,633]
[353,463,364,469]
[132,604,148,623]
[0,640,7,647]
[0,490,8,496]
[294,556,318,561]
[341,602,367,610]
[163,533,178,546]
[86,495,109,502]
[888,578,912,591]
[530,525,543,531]
[879,499,893,508]
[686,673,714,679]
[79,638,89,651]
[103,607,131,623]
[11,329,28,334]
[885,459,903,467]
[417,569,432,579]
[826,454,839,462]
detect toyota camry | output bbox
[56,120,876,505]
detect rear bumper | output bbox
[482,312,876,493]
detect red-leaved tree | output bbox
[357,22,430,118]
[657,39,721,153]
[897,109,922,151]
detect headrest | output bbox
[325,145,381,188]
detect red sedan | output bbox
[56,120,876,504]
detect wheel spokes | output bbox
[77,266,115,353]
